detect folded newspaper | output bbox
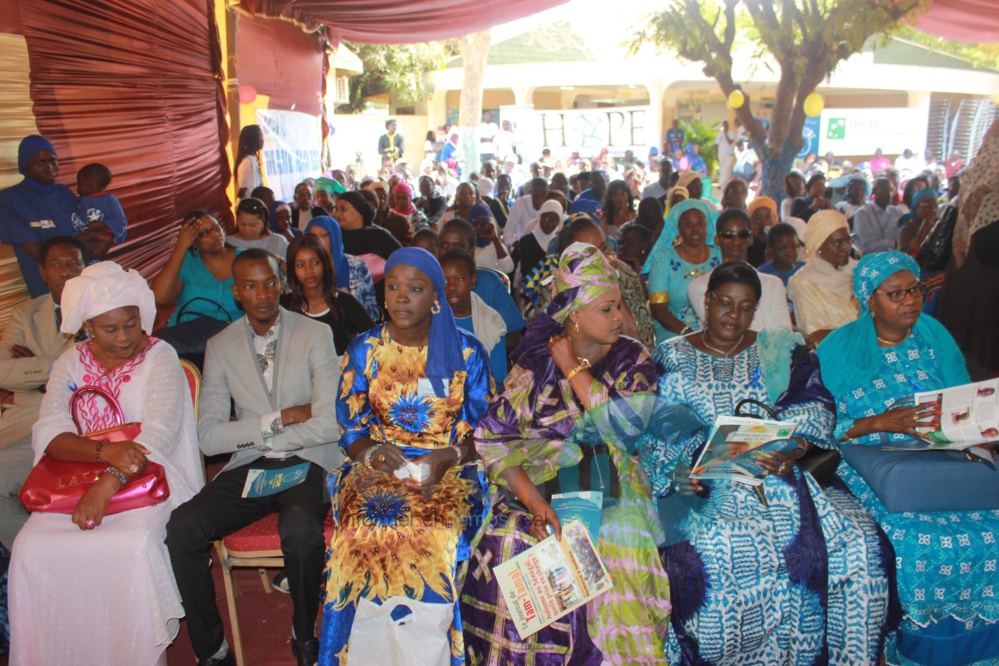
[494,520,613,639]
[690,416,800,486]
[887,378,999,451]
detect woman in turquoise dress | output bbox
[817,251,999,665]
[643,200,722,343]
[319,248,492,666]
[639,260,898,665]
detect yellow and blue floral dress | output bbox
[319,324,492,666]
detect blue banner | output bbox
[798,114,821,159]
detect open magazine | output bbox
[494,520,613,639]
[887,378,999,451]
[690,416,800,486]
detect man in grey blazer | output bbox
[0,235,85,549]
[166,249,341,666]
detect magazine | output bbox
[690,416,800,486]
[493,520,613,639]
[887,378,999,450]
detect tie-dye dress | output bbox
[460,335,672,665]
[319,325,492,666]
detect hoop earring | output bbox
[431,300,441,315]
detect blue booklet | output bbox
[241,461,311,498]
[551,491,603,545]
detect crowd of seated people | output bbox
[0,124,997,666]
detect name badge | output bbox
[416,378,436,398]
[29,219,55,229]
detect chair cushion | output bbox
[222,513,334,554]
[841,445,999,513]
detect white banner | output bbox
[255,108,322,202]
[819,107,929,156]
[501,105,651,160]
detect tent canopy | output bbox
[915,0,999,44]
[230,0,571,44]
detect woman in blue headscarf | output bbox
[319,247,492,666]
[306,215,380,321]
[643,199,721,343]
[0,135,84,297]
[818,251,999,665]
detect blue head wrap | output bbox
[818,251,964,398]
[909,188,938,211]
[642,198,718,275]
[18,135,56,175]
[305,216,350,290]
[384,247,463,399]
[467,202,494,248]
[569,197,601,218]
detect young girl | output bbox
[440,250,507,384]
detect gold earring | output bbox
[431,300,441,315]
[573,320,580,334]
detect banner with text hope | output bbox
[256,108,322,202]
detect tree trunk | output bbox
[759,140,800,207]
[457,30,491,177]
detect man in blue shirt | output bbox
[665,119,686,154]
[0,135,83,297]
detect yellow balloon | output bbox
[728,90,745,109]
[804,92,824,117]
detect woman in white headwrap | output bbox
[9,262,204,666]
[786,210,860,346]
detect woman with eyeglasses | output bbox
[639,260,897,666]
[643,200,722,344]
[151,210,244,331]
[786,210,859,348]
[686,209,792,332]
[227,197,289,272]
[817,251,999,664]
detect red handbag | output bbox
[19,385,170,514]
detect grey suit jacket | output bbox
[198,308,343,474]
[0,295,76,450]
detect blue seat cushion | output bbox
[841,445,999,513]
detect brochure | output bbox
[241,461,311,498]
[551,491,602,545]
[892,378,999,450]
[494,520,613,639]
[690,416,799,486]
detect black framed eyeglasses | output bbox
[197,225,223,239]
[718,230,752,240]
[875,283,925,303]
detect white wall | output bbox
[327,114,430,177]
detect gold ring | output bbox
[377,454,386,463]
[129,464,139,474]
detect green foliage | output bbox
[337,41,458,114]
[894,26,999,71]
[680,120,719,176]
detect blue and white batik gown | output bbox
[639,329,898,666]
[832,329,999,666]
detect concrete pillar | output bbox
[645,82,665,152]
[428,90,448,133]
[513,86,535,107]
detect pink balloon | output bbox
[238,85,257,104]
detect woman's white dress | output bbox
[9,339,204,665]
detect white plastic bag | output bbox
[346,596,454,665]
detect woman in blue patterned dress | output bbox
[639,260,898,665]
[643,200,721,344]
[817,251,999,665]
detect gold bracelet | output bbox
[565,364,586,382]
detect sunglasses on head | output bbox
[238,200,265,215]
[718,229,752,240]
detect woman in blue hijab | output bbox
[305,215,379,321]
[0,135,84,296]
[819,251,999,665]
[320,247,491,666]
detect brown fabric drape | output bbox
[0,0,232,287]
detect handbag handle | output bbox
[734,398,778,421]
[174,296,232,324]
[69,385,125,433]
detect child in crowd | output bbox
[616,222,653,273]
[412,228,439,256]
[757,222,805,319]
[75,162,127,260]
[440,250,507,385]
